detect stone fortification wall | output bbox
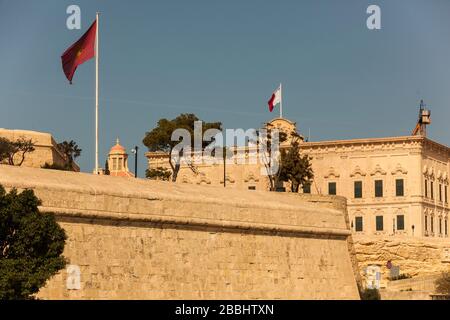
[0,165,359,300]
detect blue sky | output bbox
[1,0,450,176]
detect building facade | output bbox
[0,128,79,171]
[146,118,450,239]
[302,135,449,239]
[104,138,134,177]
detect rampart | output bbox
[0,165,360,299]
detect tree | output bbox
[143,114,222,182]
[0,185,67,300]
[146,167,172,181]
[57,140,81,166]
[0,137,35,166]
[256,124,288,191]
[435,272,450,295]
[0,138,10,163]
[278,132,314,193]
[104,159,110,175]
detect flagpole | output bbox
[279,83,283,118]
[95,12,99,174]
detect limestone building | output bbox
[0,128,79,171]
[105,138,133,177]
[146,115,450,240]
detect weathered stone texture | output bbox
[0,128,79,171]
[354,235,450,280]
[0,165,360,300]
[38,220,356,299]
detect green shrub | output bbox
[435,272,450,295]
[359,288,381,300]
[0,185,67,299]
[42,162,73,171]
[389,273,412,281]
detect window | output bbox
[354,181,362,198]
[439,184,443,202]
[396,179,404,197]
[303,184,311,194]
[355,217,363,232]
[112,158,118,171]
[431,216,434,233]
[425,179,428,197]
[425,215,428,231]
[328,182,336,195]
[439,218,442,234]
[431,181,434,199]
[445,220,448,236]
[446,186,448,203]
[375,180,383,197]
[248,186,256,190]
[397,215,405,231]
[376,216,384,231]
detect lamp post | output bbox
[131,146,138,178]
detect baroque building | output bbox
[146,117,450,240]
[105,138,134,177]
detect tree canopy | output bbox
[0,186,67,300]
[256,125,288,191]
[278,133,314,193]
[143,114,222,181]
[0,137,35,166]
[57,140,82,165]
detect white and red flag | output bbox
[268,84,282,115]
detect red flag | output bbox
[61,20,96,84]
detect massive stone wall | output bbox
[0,165,360,300]
[354,235,450,284]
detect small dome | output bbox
[109,138,126,154]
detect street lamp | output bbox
[131,146,138,178]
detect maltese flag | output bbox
[268,85,281,112]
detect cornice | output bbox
[300,135,424,148]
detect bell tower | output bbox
[106,138,133,177]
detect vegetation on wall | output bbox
[0,137,35,166]
[435,272,450,295]
[146,167,172,181]
[359,287,381,300]
[389,273,412,281]
[41,162,74,171]
[0,185,67,300]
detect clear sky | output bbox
[1,0,450,176]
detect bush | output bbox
[359,288,381,300]
[42,162,73,171]
[0,185,67,299]
[389,273,412,281]
[435,272,450,295]
[146,167,172,181]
